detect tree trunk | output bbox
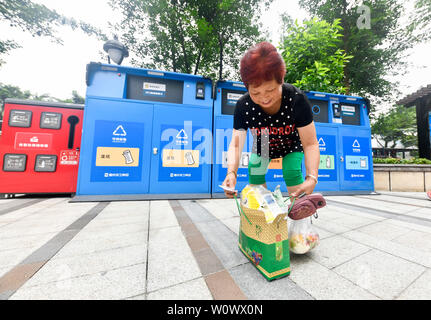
[218,35,224,80]
[341,0,351,94]
[194,47,203,75]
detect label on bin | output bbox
[9,110,32,127]
[162,149,199,168]
[40,112,62,129]
[316,135,337,181]
[3,154,27,172]
[15,132,52,149]
[95,147,139,167]
[143,82,166,97]
[35,155,57,172]
[60,150,79,165]
[227,93,243,106]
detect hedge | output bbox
[373,157,431,164]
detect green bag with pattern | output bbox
[234,195,290,281]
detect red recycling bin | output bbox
[0,99,84,195]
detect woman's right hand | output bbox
[222,172,237,198]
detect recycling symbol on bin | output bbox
[176,129,188,140]
[113,125,127,136]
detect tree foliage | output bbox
[0,0,106,66]
[409,0,431,42]
[280,18,352,94]
[297,0,414,101]
[371,104,417,149]
[109,0,272,80]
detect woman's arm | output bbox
[291,121,320,196]
[223,129,247,197]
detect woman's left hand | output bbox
[290,178,317,198]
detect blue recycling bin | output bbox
[73,62,213,201]
[306,91,374,194]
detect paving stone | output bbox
[17,244,147,287]
[150,200,179,230]
[311,217,351,235]
[288,254,379,300]
[229,263,314,300]
[182,202,248,270]
[384,218,431,234]
[396,269,431,300]
[0,247,39,269]
[10,263,146,300]
[311,225,335,240]
[343,229,431,268]
[147,278,212,300]
[147,226,201,293]
[356,220,411,241]
[197,200,239,221]
[52,230,148,259]
[391,229,431,253]
[328,196,414,214]
[307,235,372,269]
[205,270,247,300]
[333,249,426,300]
[0,232,57,252]
[329,214,378,230]
[221,217,240,235]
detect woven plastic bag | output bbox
[288,217,320,254]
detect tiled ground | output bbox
[0,192,430,300]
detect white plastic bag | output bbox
[288,217,320,254]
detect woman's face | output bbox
[248,79,282,110]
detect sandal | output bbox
[287,193,326,220]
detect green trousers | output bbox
[248,152,304,187]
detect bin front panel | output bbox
[75,98,153,195]
[313,124,340,192]
[339,126,374,191]
[149,104,212,194]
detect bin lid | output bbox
[4,98,84,110]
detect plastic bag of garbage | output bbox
[240,184,285,223]
[288,217,320,254]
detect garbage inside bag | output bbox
[288,217,320,254]
[272,185,289,209]
[241,184,286,223]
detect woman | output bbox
[222,41,320,199]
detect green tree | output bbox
[409,0,431,42]
[371,104,417,149]
[0,0,106,66]
[280,18,352,94]
[109,0,271,80]
[298,0,414,101]
[61,90,85,104]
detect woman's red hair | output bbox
[240,42,286,88]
